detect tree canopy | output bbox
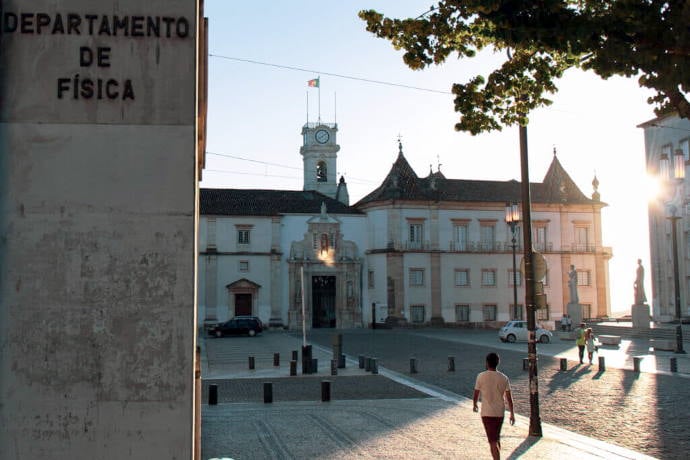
[359,1,690,134]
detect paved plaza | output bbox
[201,327,690,459]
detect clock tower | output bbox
[300,122,340,198]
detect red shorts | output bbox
[481,416,505,443]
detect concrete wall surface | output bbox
[0,0,199,458]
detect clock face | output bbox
[315,129,330,144]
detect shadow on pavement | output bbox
[506,435,541,460]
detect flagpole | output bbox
[306,91,309,124]
[318,76,321,123]
[334,92,337,124]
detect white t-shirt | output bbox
[474,370,510,417]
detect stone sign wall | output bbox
[0,0,200,458]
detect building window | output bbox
[511,304,524,320]
[368,270,375,289]
[574,226,590,251]
[577,270,591,286]
[239,260,249,272]
[455,304,470,322]
[237,228,251,245]
[409,268,425,286]
[480,224,495,251]
[455,269,470,287]
[680,139,690,161]
[481,269,497,286]
[508,269,522,286]
[536,307,550,321]
[534,225,547,251]
[409,223,423,249]
[453,223,468,251]
[410,305,425,323]
[483,304,497,321]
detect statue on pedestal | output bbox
[634,259,647,305]
[568,264,579,304]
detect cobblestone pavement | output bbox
[304,328,690,459]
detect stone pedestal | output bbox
[631,304,651,329]
[567,303,584,326]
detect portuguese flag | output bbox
[307,78,319,88]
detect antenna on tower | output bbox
[334,92,337,124]
[306,91,309,124]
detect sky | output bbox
[201,0,659,316]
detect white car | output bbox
[499,320,552,344]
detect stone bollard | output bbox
[598,356,605,371]
[321,380,331,402]
[273,353,280,367]
[331,359,338,376]
[208,383,218,405]
[670,357,678,373]
[371,358,378,374]
[448,356,455,372]
[410,357,418,374]
[358,355,365,369]
[248,356,255,370]
[560,358,568,371]
[523,358,529,371]
[263,382,273,404]
[292,350,298,362]
[289,360,297,376]
[633,357,642,373]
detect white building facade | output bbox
[640,113,690,321]
[198,123,611,330]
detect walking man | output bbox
[473,352,515,460]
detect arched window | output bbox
[316,161,327,182]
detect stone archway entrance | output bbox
[226,278,261,318]
[312,275,336,328]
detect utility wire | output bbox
[207,151,302,171]
[209,54,453,95]
[206,152,377,184]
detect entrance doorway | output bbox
[312,276,336,328]
[235,293,252,316]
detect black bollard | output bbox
[633,357,642,373]
[371,358,378,375]
[598,356,606,371]
[289,360,297,376]
[560,358,567,371]
[292,350,298,362]
[410,357,418,374]
[338,353,346,369]
[302,345,313,375]
[263,382,273,403]
[365,356,372,372]
[311,358,318,374]
[358,355,365,369]
[273,353,280,367]
[248,356,255,370]
[448,356,455,372]
[208,384,218,405]
[331,359,337,376]
[523,358,529,371]
[321,380,331,402]
[670,357,678,373]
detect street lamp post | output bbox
[659,149,686,354]
[505,202,521,316]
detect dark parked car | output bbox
[209,316,263,337]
